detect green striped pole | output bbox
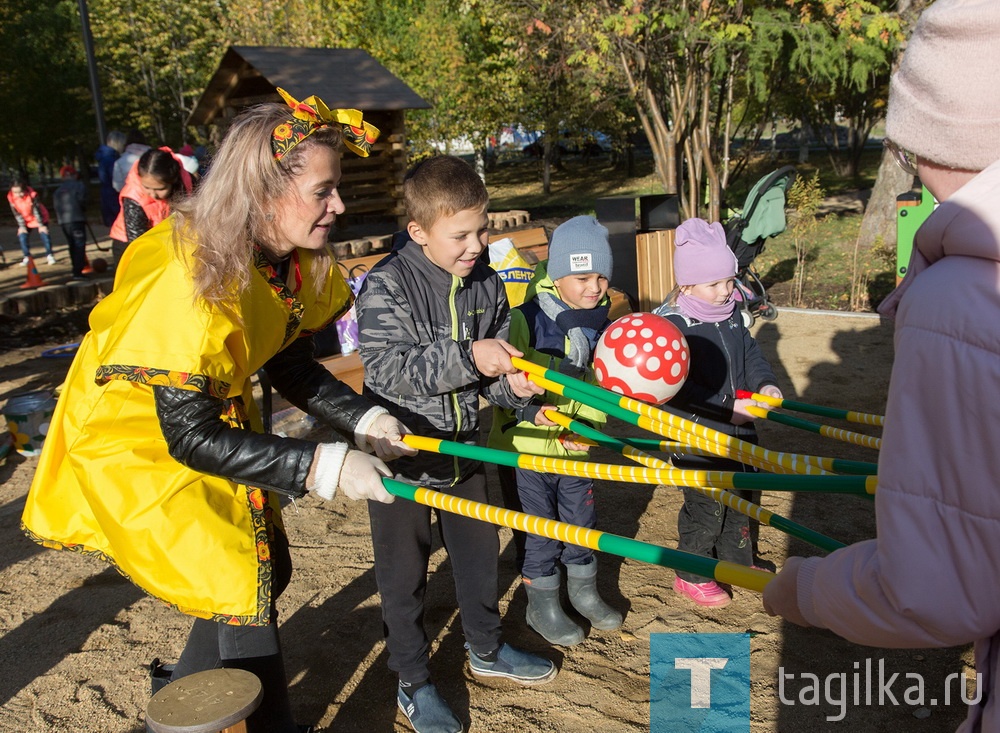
[616,434,877,476]
[746,405,882,451]
[382,478,774,592]
[402,435,874,495]
[736,389,884,427]
[514,356,855,477]
[517,365,881,489]
[545,409,846,553]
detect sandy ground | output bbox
[0,309,976,732]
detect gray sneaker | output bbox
[465,643,557,685]
[396,683,463,733]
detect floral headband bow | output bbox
[271,87,380,161]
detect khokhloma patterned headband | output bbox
[271,87,380,161]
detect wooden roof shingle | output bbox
[189,46,430,126]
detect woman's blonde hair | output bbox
[171,103,343,307]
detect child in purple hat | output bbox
[654,217,783,607]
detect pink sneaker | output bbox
[673,577,731,607]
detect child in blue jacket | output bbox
[490,216,623,645]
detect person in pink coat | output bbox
[763,2,1000,730]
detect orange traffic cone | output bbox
[81,254,93,275]
[20,256,47,289]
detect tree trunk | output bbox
[856,150,917,252]
[474,146,486,182]
[856,0,932,251]
[542,138,553,195]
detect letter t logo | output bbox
[675,657,729,708]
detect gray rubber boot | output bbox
[523,573,585,646]
[566,562,623,631]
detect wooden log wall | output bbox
[339,111,407,226]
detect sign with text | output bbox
[650,633,750,732]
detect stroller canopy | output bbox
[727,165,797,269]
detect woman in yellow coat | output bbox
[20,90,415,733]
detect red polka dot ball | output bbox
[594,313,689,404]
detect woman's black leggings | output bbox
[169,528,298,733]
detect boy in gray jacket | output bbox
[356,155,557,733]
[53,165,88,278]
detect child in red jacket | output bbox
[7,179,55,265]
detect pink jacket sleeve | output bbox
[795,256,1000,647]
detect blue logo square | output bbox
[650,633,750,732]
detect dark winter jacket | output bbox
[53,180,87,224]
[356,234,528,488]
[656,305,778,454]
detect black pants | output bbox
[497,465,526,571]
[676,486,753,583]
[515,468,596,579]
[60,222,87,276]
[168,527,298,733]
[111,238,128,267]
[368,470,502,685]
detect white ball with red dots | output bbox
[593,313,689,404]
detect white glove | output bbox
[356,410,417,460]
[308,443,395,503]
[339,450,395,503]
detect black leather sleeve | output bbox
[262,336,377,443]
[122,197,150,243]
[153,385,316,498]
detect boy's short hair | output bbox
[403,155,488,230]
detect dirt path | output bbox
[0,310,974,732]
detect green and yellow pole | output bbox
[401,435,876,495]
[737,389,884,427]
[615,437,718,458]
[746,405,882,451]
[545,410,846,553]
[610,433,877,475]
[523,369,794,475]
[382,478,774,592]
[514,356,848,476]
[522,365,838,477]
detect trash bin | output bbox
[3,391,57,456]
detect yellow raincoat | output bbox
[21,218,352,625]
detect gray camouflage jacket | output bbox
[356,237,528,488]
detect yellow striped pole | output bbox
[514,356,848,475]
[746,405,882,451]
[737,389,884,427]
[524,367,841,477]
[544,409,846,552]
[401,435,876,495]
[382,478,774,592]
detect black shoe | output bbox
[148,658,175,695]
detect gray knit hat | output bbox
[886,0,1000,171]
[547,215,613,281]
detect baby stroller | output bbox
[724,165,796,325]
